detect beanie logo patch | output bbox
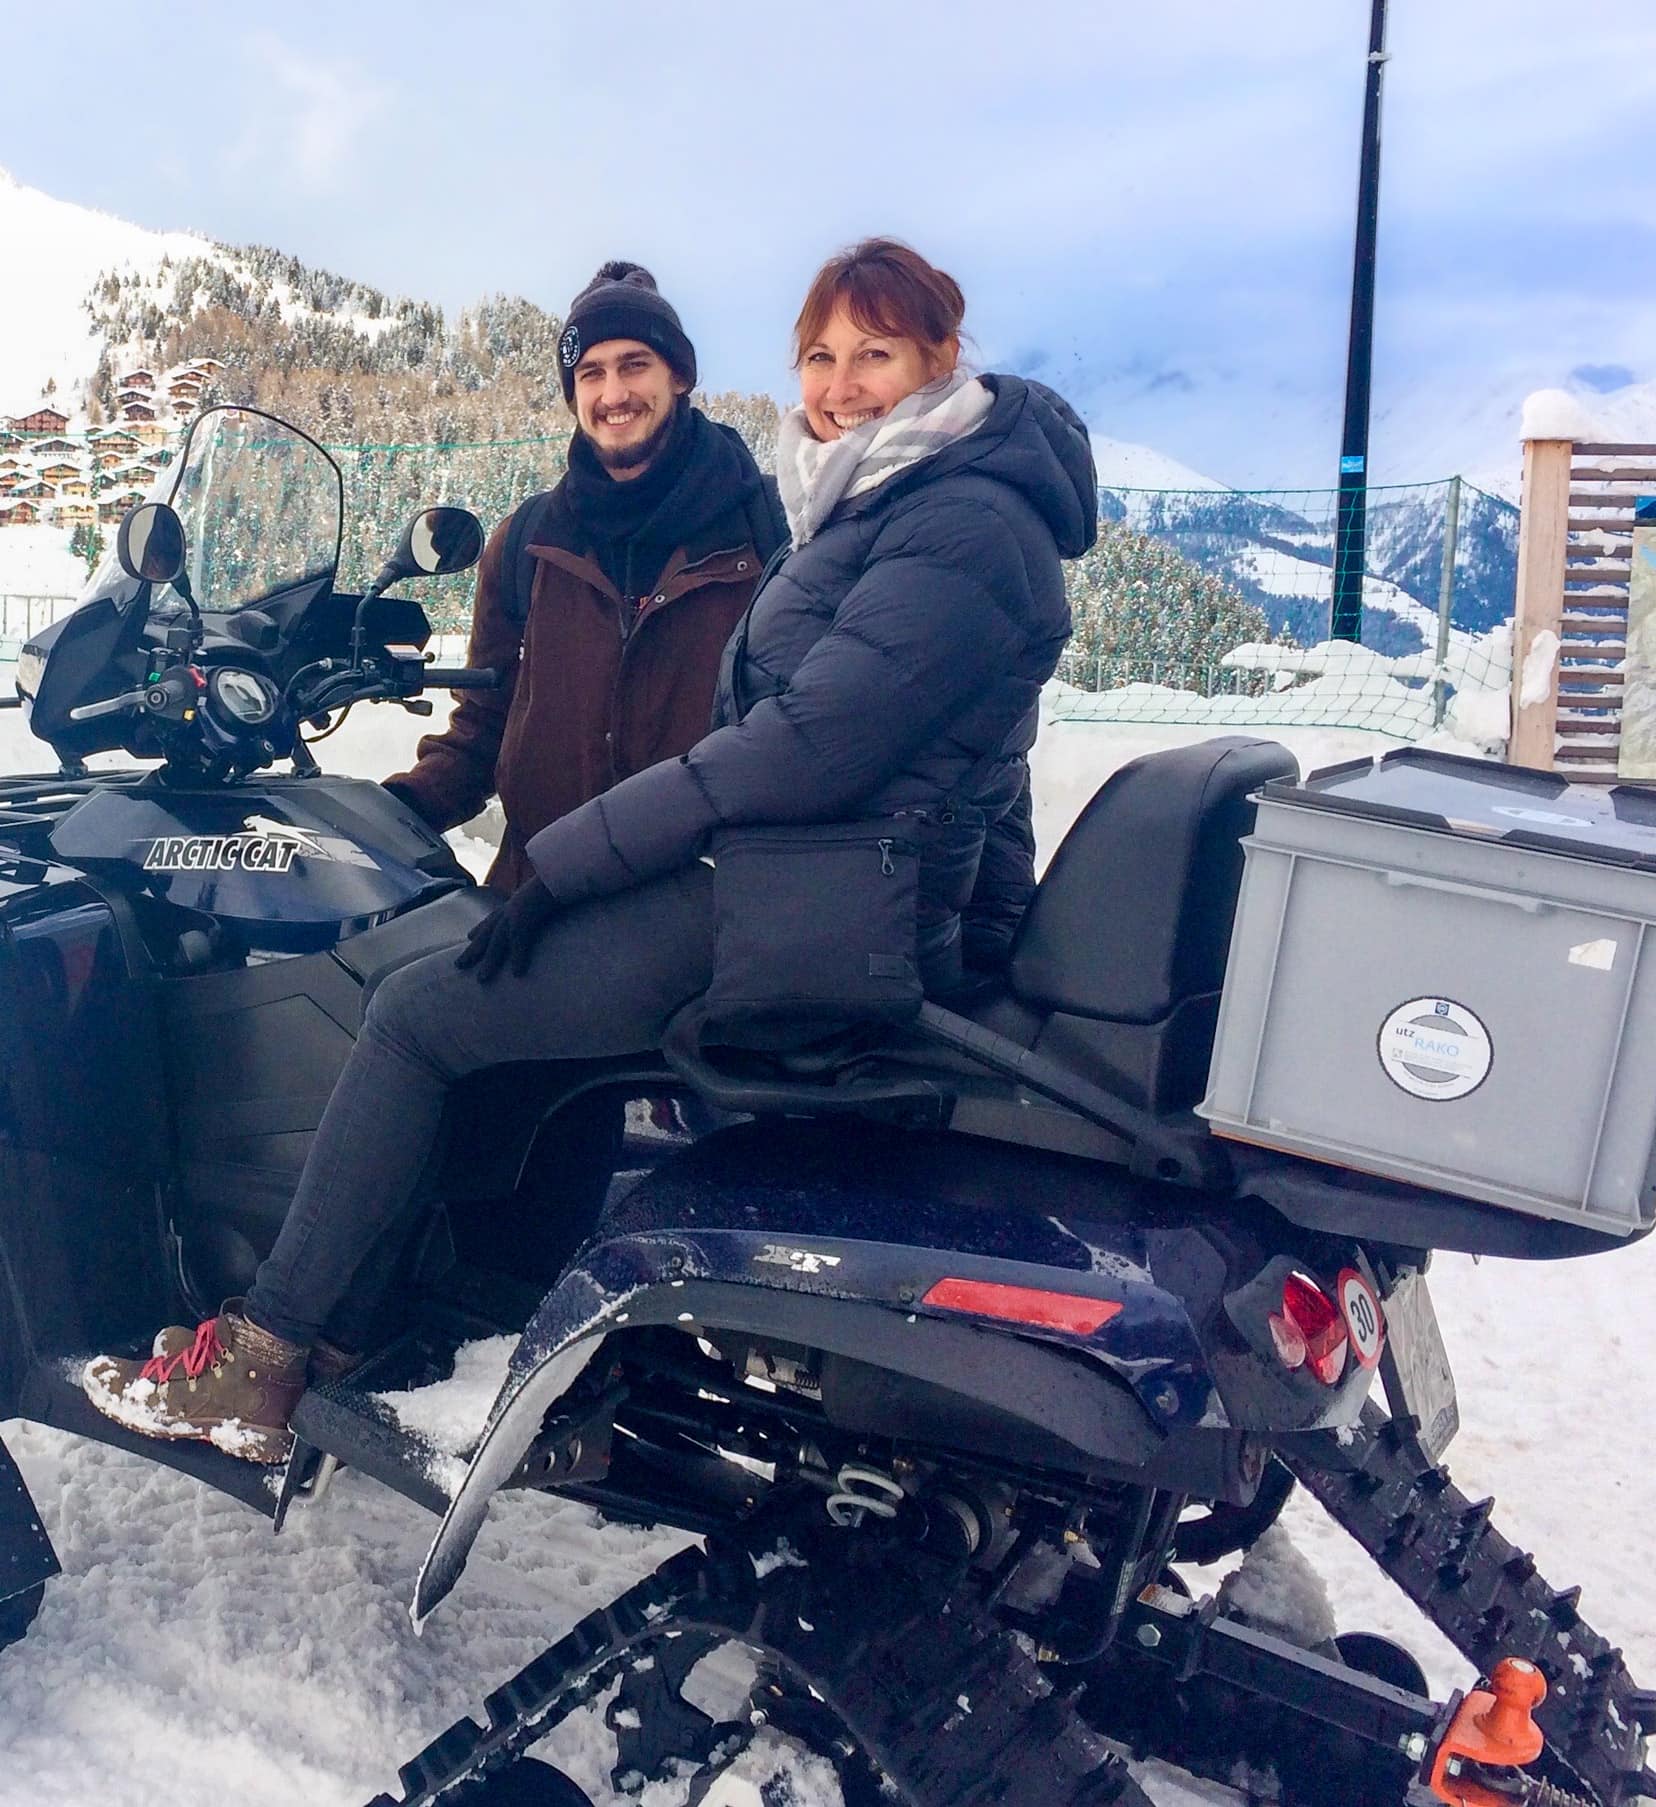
[559,326,582,369]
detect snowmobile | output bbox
[0,403,1652,1807]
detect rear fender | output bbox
[417,1218,1194,1623]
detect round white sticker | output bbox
[1336,1267,1384,1368]
[1376,997,1493,1102]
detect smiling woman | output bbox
[794,238,966,441]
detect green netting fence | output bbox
[328,431,576,630]
[3,429,1522,747]
[1054,476,1518,741]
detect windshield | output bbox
[160,407,343,612]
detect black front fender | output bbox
[0,1426,59,1614]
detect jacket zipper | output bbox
[604,547,756,785]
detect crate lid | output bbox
[1260,747,1656,872]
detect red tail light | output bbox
[1269,1273,1348,1386]
[922,1278,1123,1336]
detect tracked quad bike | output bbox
[0,404,1653,1807]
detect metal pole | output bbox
[1432,475,1462,726]
[1331,0,1390,642]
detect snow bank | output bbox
[0,525,86,610]
[1519,628,1559,708]
[1521,389,1598,444]
[375,1336,517,1456]
[1216,1523,1337,1650]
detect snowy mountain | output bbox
[1386,374,1656,503]
[0,168,1540,644]
[0,167,212,419]
[1088,432,1229,494]
[0,167,469,431]
[1096,454,1519,650]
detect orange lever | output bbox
[1428,1658,1547,1807]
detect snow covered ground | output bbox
[2,700,1654,1806]
[0,526,84,619]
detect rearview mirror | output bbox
[350,506,486,669]
[117,503,187,585]
[395,507,485,580]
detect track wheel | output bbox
[1173,1459,1295,1566]
[454,1757,593,1804]
[1333,1631,1429,1699]
[607,1629,746,1793]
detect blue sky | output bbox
[5,0,1655,487]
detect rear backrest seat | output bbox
[1009,736,1299,1024]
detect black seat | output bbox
[999,736,1298,1113]
[664,738,1299,1144]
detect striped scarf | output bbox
[775,371,994,548]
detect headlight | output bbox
[207,666,278,727]
[15,646,45,700]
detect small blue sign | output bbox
[1340,454,1366,475]
[1637,495,1656,525]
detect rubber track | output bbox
[366,1532,1151,1807]
[1284,1402,1656,1806]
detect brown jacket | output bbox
[388,441,782,891]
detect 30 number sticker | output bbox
[1337,1268,1385,1369]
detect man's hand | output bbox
[455,877,559,982]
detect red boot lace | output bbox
[138,1318,228,1384]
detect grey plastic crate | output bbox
[1199,750,1656,1237]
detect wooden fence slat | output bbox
[1569,490,1643,508]
[1569,467,1656,483]
[1513,439,1574,769]
[1574,443,1656,457]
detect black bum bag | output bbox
[700,820,924,1049]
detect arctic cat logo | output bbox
[752,1244,843,1276]
[144,834,302,873]
[141,815,377,874]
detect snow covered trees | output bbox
[1060,520,1275,692]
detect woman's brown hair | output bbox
[792,238,966,370]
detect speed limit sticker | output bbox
[1337,1268,1385,1369]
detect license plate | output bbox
[1379,1269,1459,1462]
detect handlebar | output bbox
[420,668,501,690]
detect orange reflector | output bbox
[922,1278,1124,1336]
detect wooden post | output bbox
[1510,437,1572,769]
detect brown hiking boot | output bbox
[83,1305,308,1464]
[149,1324,362,1388]
[306,1337,364,1386]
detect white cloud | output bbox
[229,33,391,194]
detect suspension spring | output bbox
[825,1465,905,1527]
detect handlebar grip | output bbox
[422,667,502,690]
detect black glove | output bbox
[454,877,559,983]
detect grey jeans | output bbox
[244,864,715,1346]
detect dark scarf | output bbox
[564,400,702,599]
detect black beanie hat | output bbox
[557,261,697,402]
